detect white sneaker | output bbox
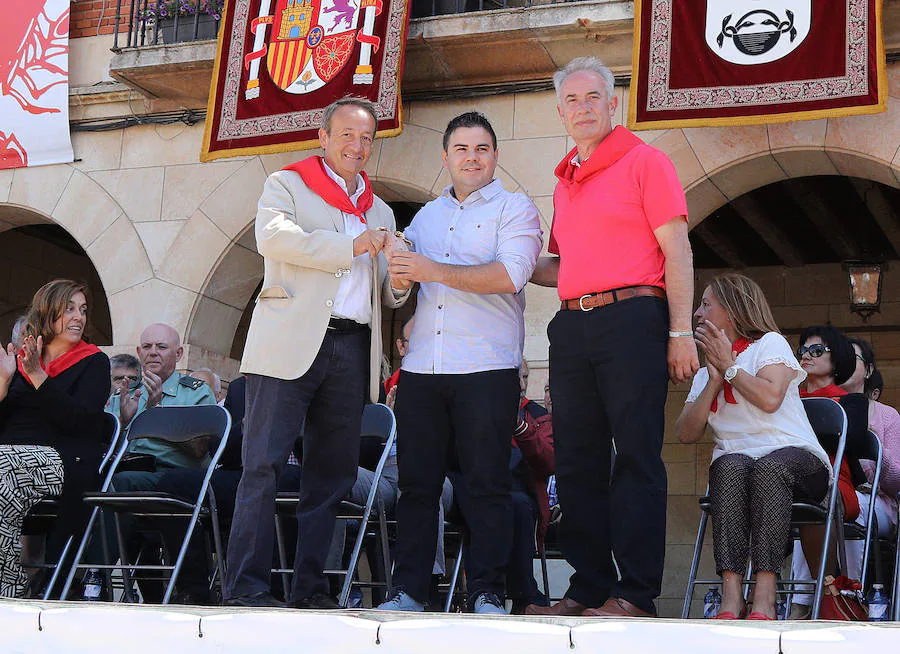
[473,592,506,615]
[377,590,425,612]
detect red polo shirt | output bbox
[548,126,687,300]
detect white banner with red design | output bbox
[0,0,73,169]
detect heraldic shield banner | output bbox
[0,0,73,169]
[628,0,887,130]
[201,0,411,161]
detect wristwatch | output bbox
[724,365,740,382]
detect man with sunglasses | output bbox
[108,353,141,399]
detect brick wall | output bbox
[70,0,130,38]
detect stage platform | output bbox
[3,600,899,653]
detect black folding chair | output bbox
[21,412,122,600]
[842,429,883,591]
[273,403,396,606]
[60,405,231,603]
[682,397,849,619]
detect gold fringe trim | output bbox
[200,0,409,163]
[627,0,888,132]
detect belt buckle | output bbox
[578,294,593,312]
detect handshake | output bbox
[353,227,434,291]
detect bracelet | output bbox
[669,330,694,338]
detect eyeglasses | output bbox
[112,375,140,383]
[796,344,831,359]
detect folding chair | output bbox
[842,429,883,591]
[273,403,396,606]
[60,405,231,603]
[21,412,121,600]
[681,397,848,619]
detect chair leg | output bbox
[274,516,292,604]
[60,506,102,600]
[377,505,392,598]
[444,533,464,613]
[682,509,708,619]
[539,548,550,601]
[114,513,139,603]
[41,536,73,600]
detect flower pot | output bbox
[159,13,219,44]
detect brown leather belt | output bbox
[561,285,666,311]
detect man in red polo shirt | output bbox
[528,57,699,618]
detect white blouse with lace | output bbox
[686,331,831,472]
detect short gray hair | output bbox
[553,57,615,101]
[321,97,379,134]
[10,315,27,349]
[110,353,140,370]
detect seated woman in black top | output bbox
[0,279,110,598]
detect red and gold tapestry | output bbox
[201,0,410,161]
[628,0,887,130]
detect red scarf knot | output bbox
[710,337,754,413]
[283,156,373,223]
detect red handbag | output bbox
[818,575,867,621]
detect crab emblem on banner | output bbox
[706,0,812,65]
[245,0,383,99]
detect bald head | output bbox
[192,368,224,402]
[137,323,183,381]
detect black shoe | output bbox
[224,591,285,608]
[170,590,210,606]
[292,592,341,609]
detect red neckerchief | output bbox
[710,337,754,413]
[384,368,401,395]
[17,339,101,387]
[800,384,848,399]
[553,125,644,186]
[283,156,373,223]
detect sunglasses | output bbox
[112,375,140,382]
[796,344,831,358]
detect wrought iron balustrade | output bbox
[113,0,222,50]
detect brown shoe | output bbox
[525,598,586,616]
[582,598,654,618]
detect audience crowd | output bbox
[1,55,899,622]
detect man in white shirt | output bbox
[223,98,409,608]
[379,112,542,614]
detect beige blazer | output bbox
[240,169,409,401]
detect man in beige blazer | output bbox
[224,98,409,608]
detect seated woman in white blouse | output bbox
[675,273,832,621]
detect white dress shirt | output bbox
[402,179,542,374]
[323,162,373,325]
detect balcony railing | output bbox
[113,0,223,50]
[113,0,534,50]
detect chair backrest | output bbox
[359,403,396,473]
[361,403,395,442]
[99,412,122,475]
[802,396,848,458]
[855,429,883,464]
[126,405,230,445]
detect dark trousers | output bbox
[392,369,520,605]
[155,466,302,598]
[708,448,828,576]
[452,471,545,607]
[224,328,368,601]
[549,297,669,614]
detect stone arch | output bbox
[643,95,900,226]
[0,202,113,344]
[2,163,157,346]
